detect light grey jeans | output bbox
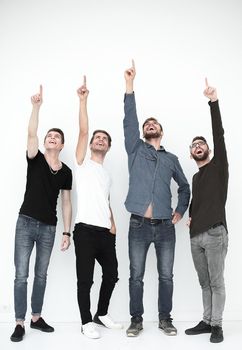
[191,224,228,327]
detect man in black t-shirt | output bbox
[185,79,228,344]
[10,86,72,342]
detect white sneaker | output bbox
[82,322,100,339]
[97,314,123,329]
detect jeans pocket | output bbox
[207,225,224,237]
[48,225,56,235]
[17,214,30,229]
[164,219,174,228]
[130,217,143,229]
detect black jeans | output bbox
[73,222,118,325]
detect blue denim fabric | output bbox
[123,93,190,218]
[128,215,175,320]
[14,214,56,321]
[191,224,228,327]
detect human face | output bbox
[90,132,110,154]
[190,140,209,162]
[44,131,64,151]
[143,119,163,140]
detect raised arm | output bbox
[27,85,43,158]
[124,59,136,94]
[76,75,89,165]
[204,78,227,163]
[123,60,141,154]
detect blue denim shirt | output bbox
[123,93,190,219]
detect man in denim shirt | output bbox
[124,61,190,337]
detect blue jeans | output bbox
[128,215,175,321]
[14,214,56,321]
[191,224,228,327]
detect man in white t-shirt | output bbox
[73,76,122,339]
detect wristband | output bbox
[63,232,71,237]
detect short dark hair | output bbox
[45,128,65,144]
[142,117,163,131]
[191,136,207,144]
[90,129,112,147]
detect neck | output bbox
[145,137,161,150]
[90,152,105,164]
[44,150,60,163]
[196,157,211,168]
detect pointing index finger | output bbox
[205,77,209,88]
[39,84,43,97]
[83,75,86,86]
[132,59,135,69]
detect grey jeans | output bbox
[191,224,228,327]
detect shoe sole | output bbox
[81,329,100,339]
[10,336,24,342]
[185,330,212,335]
[210,337,224,343]
[126,328,143,337]
[93,317,123,329]
[30,326,54,333]
[159,327,177,336]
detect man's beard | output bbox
[144,131,161,140]
[191,149,209,162]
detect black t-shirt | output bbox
[19,150,72,226]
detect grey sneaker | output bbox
[126,320,143,337]
[159,318,177,336]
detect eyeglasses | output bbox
[190,141,206,149]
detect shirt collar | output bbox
[145,142,166,152]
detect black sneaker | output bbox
[210,326,224,343]
[10,325,25,342]
[185,320,211,335]
[126,319,143,337]
[159,318,177,336]
[30,317,54,332]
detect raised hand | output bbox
[31,85,43,107]
[203,78,218,102]
[124,59,136,82]
[77,75,89,101]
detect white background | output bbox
[0,0,241,324]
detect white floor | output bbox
[0,321,241,350]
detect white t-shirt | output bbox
[74,159,111,229]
